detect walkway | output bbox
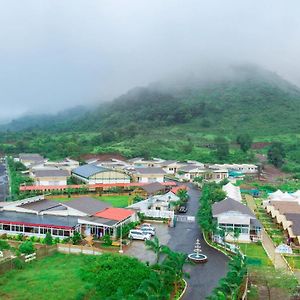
[245,195,290,270]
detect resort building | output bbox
[212,197,262,242]
[18,153,45,168]
[0,196,136,239]
[132,167,166,183]
[72,164,131,184]
[32,169,70,186]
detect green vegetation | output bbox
[19,241,35,255]
[208,254,247,300]
[239,243,271,266]
[7,157,33,200]
[52,195,130,208]
[98,195,130,207]
[197,182,226,235]
[268,142,286,168]
[0,253,85,300]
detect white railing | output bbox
[141,209,174,219]
[24,252,36,263]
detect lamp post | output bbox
[119,223,123,254]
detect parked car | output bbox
[140,227,156,236]
[141,223,156,231]
[128,229,151,241]
[178,206,188,213]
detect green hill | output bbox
[1,65,300,164]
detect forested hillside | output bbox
[1,65,300,169]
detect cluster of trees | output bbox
[197,182,226,235]
[7,157,33,200]
[80,240,189,300]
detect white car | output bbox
[140,227,155,236]
[141,223,156,231]
[128,229,151,241]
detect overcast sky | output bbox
[0,0,300,121]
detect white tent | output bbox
[269,190,284,199]
[222,182,242,202]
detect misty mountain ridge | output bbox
[2,64,300,136]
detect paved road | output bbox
[126,184,229,299]
[168,184,229,300]
[0,161,9,201]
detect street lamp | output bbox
[119,223,123,254]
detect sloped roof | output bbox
[161,160,177,166]
[270,201,300,214]
[19,153,44,161]
[141,182,165,194]
[178,165,200,172]
[171,186,187,194]
[0,210,78,229]
[94,208,135,221]
[134,168,166,175]
[72,164,109,178]
[212,197,256,218]
[34,169,69,178]
[63,197,111,215]
[285,213,300,235]
[19,199,62,212]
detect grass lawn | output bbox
[239,243,271,266]
[285,255,300,270]
[0,253,85,300]
[52,195,130,208]
[96,195,130,207]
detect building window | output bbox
[3,224,10,231]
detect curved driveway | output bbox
[167,184,228,300]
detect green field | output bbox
[53,195,130,208]
[285,255,300,270]
[96,195,130,207]
[239,243,271,266]
[0,253,84,300]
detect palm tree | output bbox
[177,189,189,202]
[145,236,164,264]
[161,247,190,294]
[233,227,241,248]
[134,273,170,300]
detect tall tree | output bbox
[268,142,286,168]
[236,134,252,153]
[214,137,229,160]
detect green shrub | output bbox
[54,237,60,244]
[102,234,112,246]
[19,241,35,255]
[0,239,10,251]
[44,232,53,245]
[72,232,82,245]
[13,258,25,269]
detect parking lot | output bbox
[125,223,170,263]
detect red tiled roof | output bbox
[19,182,177,191]
[171,185,187,194]
[94,208,135,221]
